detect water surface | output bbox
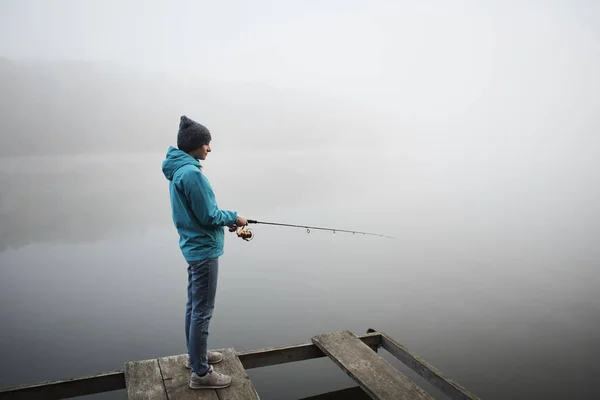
[1,152,598,399]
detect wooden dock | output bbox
[0,329,480,400]
[125,349,259,400]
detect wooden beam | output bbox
[312,331,434,400]
[378,332,480,400]
[238,332,382,369]
[0,370,124,400]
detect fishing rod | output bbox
[233,219,395,241]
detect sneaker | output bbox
[189,365,232,389]
[184,351,224,369]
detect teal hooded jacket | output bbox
[162,146,238,262]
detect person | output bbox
[161,115,248,390]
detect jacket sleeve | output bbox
[182,169,238,227]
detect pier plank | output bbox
[124,359,168,400]
[213,348,260,400]
[312,331,434,400]
[158,354,218,400]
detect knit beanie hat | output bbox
[177,115,212,153]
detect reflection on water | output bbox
[0,153,598,399]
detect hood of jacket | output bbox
[162,146,201,181]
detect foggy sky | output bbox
[1,0,600,252]
[1,1,599,156]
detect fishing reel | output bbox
[236,226,254,241]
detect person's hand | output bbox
[227,215,248,232]
[236,215,248,226]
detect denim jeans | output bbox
[185,257,219,376]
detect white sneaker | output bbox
[189,365,232,389]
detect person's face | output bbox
[190,142,211,160]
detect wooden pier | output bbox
[0,329,480,400]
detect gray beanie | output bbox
[177,115,212,153]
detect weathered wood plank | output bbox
[312,331,434,400]
[213,348,260,400]
[379,333,481,400]
[157,354,218,400]
[124,359,168,400]
[0,370,124,400]
[238,332,382,370]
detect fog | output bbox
[1,1,599,399]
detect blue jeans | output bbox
[185,258,219,376]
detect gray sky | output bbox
[2,1,599,158]
[2,0,598,101]
[2,1,599,156]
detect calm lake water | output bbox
[0,152,598,399]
